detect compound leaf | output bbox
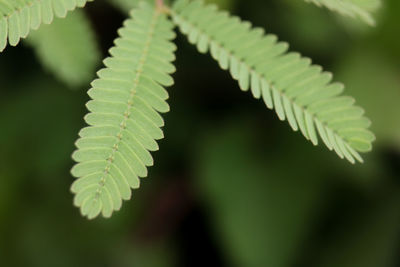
[71,2,176,219]
[0,0,92,52]
[171,0,375,163]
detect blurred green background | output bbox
[1,0,400,266]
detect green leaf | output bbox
[26,10,100,87]
[171,0,375,163]
[71,2,176,219]
[0,0,93,52]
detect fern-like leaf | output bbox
[303,0,380,25]
[26,10,100,87]
[0,0,92,52]
[71,2,176,219]
[171,0,375,163]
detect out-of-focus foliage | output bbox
[196,117,400,267]
[26,10,100,87]
[107,0,148,11]
[316,192,400,267]
[334,0,400,150]
[336,48,400,149]
[303,0,380,25]
[196,120,325,266]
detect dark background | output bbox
[0,0,399,266]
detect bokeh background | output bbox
[0,0,399,266]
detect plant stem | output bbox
[156,0,169,14]
[156,0,164,8]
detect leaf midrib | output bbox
[93,8,162,202]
